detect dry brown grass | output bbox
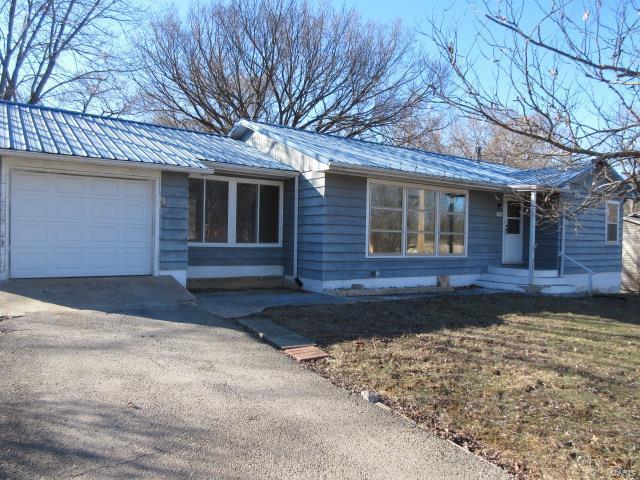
[255,293,640,479]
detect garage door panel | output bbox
[10,171,154,278]
[123,203,152,222]
[13,171,49,192]
[121,226,152,243]
[52,224,86,243]
[91,201,120,221]
[122,178,151,194]
[90,177,120,196]
[55,175,86,195]
[9,249,49,275]
[13,197,54,219]
[12,222,49,243]
[56,199,88,219]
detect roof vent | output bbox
[475,146,482,161]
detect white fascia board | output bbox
[0,149,213,174]
[328,162,509,192]
[205,161,299,178]
[508,184,568,192]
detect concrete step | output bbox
[479,273,568,286]
[487,266,559,278]
[540,284,578,294]
[475,280,527,292]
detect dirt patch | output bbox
[251,293,640,480]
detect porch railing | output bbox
[558,252,594,294]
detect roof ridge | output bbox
[0,99,225,139]
[246,119,522,173]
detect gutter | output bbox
[327,162,511,192]
[0,149,213,174]
[203,161,299,178]
[508,183,570,192]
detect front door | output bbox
[502,197,523,263]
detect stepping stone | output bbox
[283,346,330,362]
[238,318,315,349]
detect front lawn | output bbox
[255,293,640,479]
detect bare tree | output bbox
[0,0,139,113]
[134,0,447,140]
[428,0,639,202]
[446,117,561,168]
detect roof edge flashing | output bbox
[328,162,510,191]
[202,161,299,178]
[0,149,213,174]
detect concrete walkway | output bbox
[195,289,355,318]
[196,287,506,318]
[0,279,508,479]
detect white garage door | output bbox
[10,170,154,278]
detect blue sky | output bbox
[140,0,611,130]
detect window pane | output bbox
[259,185,280,243]
[370,208,403,230]
[439,233,465,255]
[188,178,203,242]
[506,218,520,234]
[440,193,466,213]
[607,223,618,243]
[407,188,436,211]
[369,231,402,255]
[406,232,435,255]
[370,183,403,208]
[507,202,521,218]
[204,180,228,242]
[407,210,435,232]
[608,203,618,223]
[440,213,465,234]
[236,183,258,243]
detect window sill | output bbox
[188,242,283,248]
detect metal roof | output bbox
[232,119,587,188]
[510,166,590,188]
[0,101,294,172]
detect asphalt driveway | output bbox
[0,278,508,479]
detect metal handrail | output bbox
[558,252,595,294]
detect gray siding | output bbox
[559,176,623,274]
[160,171,189,271]
[523,195,561,270]
[319,174,504,281]
[561,201,623,274]
[188,247,284,266]
[296,170,326,280]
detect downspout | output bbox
[528,190,537,287]
[293,174,300,283]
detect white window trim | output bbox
[188,174,284,248]
[605,200,620,246]
[365,178,469,259]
